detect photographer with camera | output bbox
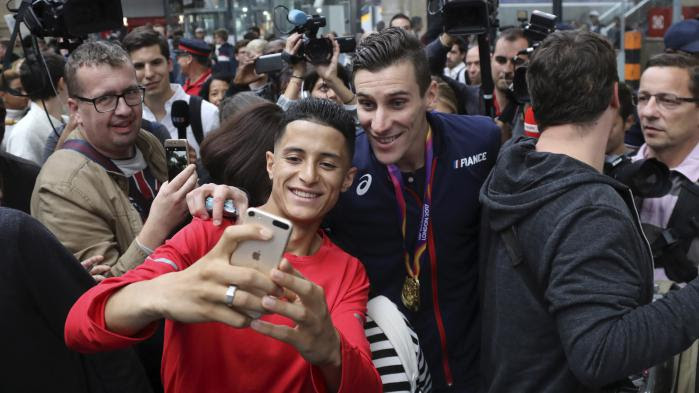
[480,30,699,393]
[278,33,356,111]
[632,53,699,284]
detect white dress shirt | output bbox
[141,84,219,155]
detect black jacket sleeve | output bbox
[0,208,153,393]
[425,37,450,76]
[547,205,699,388]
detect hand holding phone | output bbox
[231,208,293,273]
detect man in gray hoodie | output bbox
[479,30,699,392]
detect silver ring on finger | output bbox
[224,285,237,307]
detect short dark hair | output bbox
[527,31,617,132]
[214,28,228,41]
[234,39,250,54]
[496,27,527,48]
[390,13,412,29]
[452,36,467,53]
[20,52,65,100]
[200,102,283,207]
[65,41,131,97]
[645,52,699,100]
[219,91,268,122]
[353,27,431,96]
[243,31,258,41]
[618,82,635,121]
[279,98,356,160]
[198,72,232,102]
[303,63,351,93]
[122,26,170,59]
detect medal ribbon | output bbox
[387,127,435,280]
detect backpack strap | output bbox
[500,226,548,306]
[62,139,158,222]
[62,139,122,174]
[651,179,699,282]
[188,95,204,145]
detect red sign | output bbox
[648,8,673,37]
[648,6,699,38]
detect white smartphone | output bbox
[231,208,293,273]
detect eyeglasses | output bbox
[494,55,527,67]
[633,92,699,110]
[73,86,145,113]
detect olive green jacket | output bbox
[31,127,167,276]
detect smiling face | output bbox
[638,66,699,163]
[129,44,173,99]
[68,64,142,159]
[208,78,229,107]
[355,61,436,171]
[264,120,356,226]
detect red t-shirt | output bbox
[65,218,380,393]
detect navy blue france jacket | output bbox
[325,111,500,392]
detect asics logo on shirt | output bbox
[356,174,372,196]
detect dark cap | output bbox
[177,38,211,57]
[664,19,699,54]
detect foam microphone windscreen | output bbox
[171,100,190,129]
[288,9,308,26]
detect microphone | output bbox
[171,100,189,140]
[288,9,308,25]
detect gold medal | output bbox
[401,276,420,312]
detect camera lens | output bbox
[248,211,255,217]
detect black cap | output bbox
[177,38,212,57]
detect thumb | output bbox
[208,223,272,260]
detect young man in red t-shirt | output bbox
[65,98,381,393]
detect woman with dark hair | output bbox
[199,102,283,207]
[199,72,232,108]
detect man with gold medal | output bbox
[190,28,500,392]
[323,28,501,392]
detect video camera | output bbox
[3,0,123,68]
[254,8,356,75]
[436,0,499,36]
[511,10,557,104]
[604,155,672,198]
[429,0,500,116]
[285,9,357,65]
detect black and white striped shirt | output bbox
[365,314,432,393]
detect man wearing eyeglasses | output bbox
[31,40,198,277]
[481,31,699,393]
[633,52,699,284]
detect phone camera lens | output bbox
[248,211,255,217]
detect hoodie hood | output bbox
[480,138,624,232]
